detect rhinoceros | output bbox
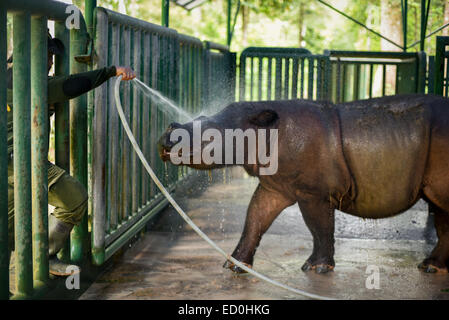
[158,94,449,274]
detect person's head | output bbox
[46,31,64,72]
[7,30,64,74]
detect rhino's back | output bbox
[338,95,432,218]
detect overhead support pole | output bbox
[420,0,431,51]
[162,0,169,27]
[226,0,240,47]
[85,0,97,37]
[227,0,231,46]
[401,0,408,51]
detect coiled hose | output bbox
[114,75,334,300]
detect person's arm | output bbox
[48,66,135,105]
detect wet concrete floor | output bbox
[80,168,449,300]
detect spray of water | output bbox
[132,78,194,123]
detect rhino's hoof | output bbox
[301,262,334,274]
[315,264,334,274]
[301,261,314,272]
[418,261,448,274]
[223,260,251,274]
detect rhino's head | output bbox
[157,102,280,175]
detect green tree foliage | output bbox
[87,0,448,54]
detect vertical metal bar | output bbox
[142,32,150,204]
[227,0,231,46]
[13,12,32,298]
[91,9,108,266]
[316,59,322,100]
[420,0,426,51]
[369,64,374,98]
[150,34,159,196]
[161,0,169,27]
[250,57,254,100]
[108,23,119,231]
[31,15,49,290]
[307,58,314,99]
[401,0,408,51]
[54,21,71,263]
[131,29,141,214]
[121,27,131,220]
[354,64,360,100]
[267,58,272,100]
[0,5,9,301]
[292,58,298,98]
[239,55,246,101]
[382,64,386,96]
[417,51,427,93]
[275,58,282,100]
[69,20,89,264]
[335,60,341,103]
[284,58,290,99]
[258,57,263,100]
[300,58,304,99]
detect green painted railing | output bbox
[89,7,236,266]
[326,51,427,102]
[238,47,330,101]
[1,0,89,299]
[238,48,427,104]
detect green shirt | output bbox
[6,66,117,155]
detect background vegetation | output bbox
[73,0,449,55]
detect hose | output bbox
[114,75,335,300]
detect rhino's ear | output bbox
[248,109,279,127]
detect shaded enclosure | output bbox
[1,0,449,300]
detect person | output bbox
[6,31,136,276]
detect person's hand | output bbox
[115,66,136,80]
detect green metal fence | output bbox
[238,47,427,104]
[1,0,89,299]
[326,51,427,103]
[238,47,331,101]
[1,2,235,299]
[89,7,236,265]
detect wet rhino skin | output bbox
[158,94,449,274]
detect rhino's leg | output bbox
[298,199,335,274]
[224,184,294,273]
[418,203,449,273]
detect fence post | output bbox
[70,21,89,264]
[0,4,9,301]
[31,15,49,291]
[12,12,33,299]
[91,8,107,266]
[434,36,448,95]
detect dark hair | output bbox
[6,33,64,63]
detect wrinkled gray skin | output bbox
[158,94,449,274]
